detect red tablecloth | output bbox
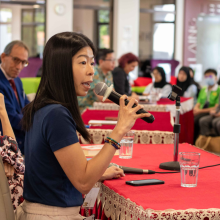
[104,143,220,211]
[82,110,173,132]
[157,97,190,105]
[81,144,220,220]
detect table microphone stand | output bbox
[159,96,181,171]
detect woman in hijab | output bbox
[188,67,201,97]
[143,66,172,98]
[177,66,198,104]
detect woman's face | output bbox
[178,70,187,82]
[153,69,162,83]
[124,61,138,74]
[189,69,194,78]
[72,46,95,96]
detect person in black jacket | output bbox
[112,53,139,98]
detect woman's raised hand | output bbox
[0,93,6,116]
[115,95,151,135]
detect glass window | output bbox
[153,4,175,22]
[0,24,12,53]
[0,8,12,53]
[97,10,110,49]
[99,25,110,48]
[98,10,109,23]
[153,23,174,59]
[21,8,45,57]
[22,10,34,23]
[35,8,45,23]
[0,8,12,22]
[139,2,176,63]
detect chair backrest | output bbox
[0,157,15,220]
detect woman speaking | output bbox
[16,32,150,220]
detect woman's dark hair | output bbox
[177,66,192,96]
[22,32,96,142]
[188,67,201,97]
[118,53,139,68]
[153,66,169,88]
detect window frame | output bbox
[96,9,110,49]
[21,8,45,57]
[151,4,176,60]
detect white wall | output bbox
[174,0,184,75]
[46,0,73,41]
[73,9,94,42]
[113,0,140,78]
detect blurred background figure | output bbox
[177,66,198,105]
[112,52,139,99]
[143,66,172,99]
[189,67,201,97]
[199,103,220,137]
[193,69,220,143]
[0,41,30,154]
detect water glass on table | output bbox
[119,131,135,159]
[179,152,200,187]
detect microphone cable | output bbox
[153,163,220,174]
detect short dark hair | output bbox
[204,68,217,76]
[96,48,114,61]
[22,32,95,142]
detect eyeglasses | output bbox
[8,55,29,67]
[104,59,116,62]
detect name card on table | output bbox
[82,186,100,209]
[88,120,117,126]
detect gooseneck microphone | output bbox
[94,82,155,123]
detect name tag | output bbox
[82,186,100,209]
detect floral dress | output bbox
[0,136,25,211]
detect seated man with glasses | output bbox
[78,48,115,112]
[0,40,30,154]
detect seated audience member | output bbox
[77,48,115,112]
[15,32,151,220]
[193,68,220,142]
[199,104,220,136]
[143,66,172,98]
[0,93,24,211]
[177,66,198,104]
[140,59,152,78]
[189,67,201,97]
[0,41,30,154]
[112,53,139,99]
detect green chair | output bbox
[20,78,41,95]
[131,86,146,94]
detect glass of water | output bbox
[179,152,200,187]
[119,131,135,159]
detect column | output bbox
[113,0,140,78]
[46,0,73,41]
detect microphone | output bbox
[94,82,155,123]
[109,163,155,174]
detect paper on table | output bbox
[88,120,117,126]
